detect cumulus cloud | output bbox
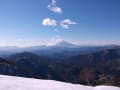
[42,18,57,26]
[47,0,62,14]
[60,19,77,29]
[47,36,63,46]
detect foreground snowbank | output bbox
[0,75,119,90]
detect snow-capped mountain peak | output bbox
[55,40,77,47]
[46,39,77,47]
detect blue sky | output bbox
[0,0,120,46]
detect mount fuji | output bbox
[0,40,120,61]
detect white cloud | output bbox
[48,5,62,14]
[46,36,63,46]
[60,19,77,29]
[42,18,57,26]
[47,0,62,14]
[0,39,45,47]
[51,0,57,5]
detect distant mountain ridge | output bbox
[0,41,120,60]
[0,47,119,87]
[46,40,78,47]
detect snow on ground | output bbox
[0,75,119,90]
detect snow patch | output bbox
[0,75,119,90]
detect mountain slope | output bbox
[64,48,120,86]
[0,48,120,87]
[0,58,34,77]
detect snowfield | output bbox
[0,75,119,90]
